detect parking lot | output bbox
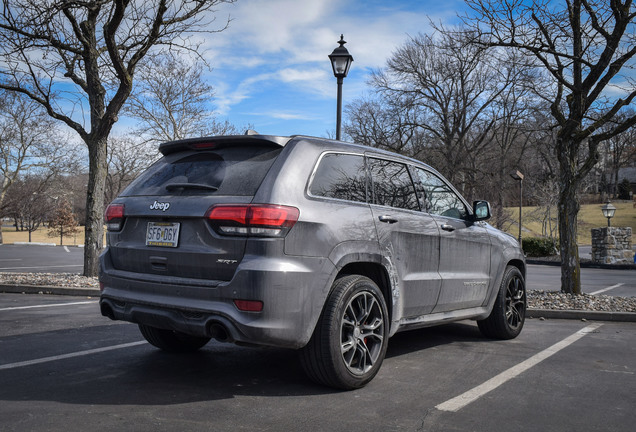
[1,244,635,431]
[1,291,635,432]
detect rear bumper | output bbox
[99,248,334,349]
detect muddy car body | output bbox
[100,134,526,389]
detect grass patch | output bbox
[502,201,635,245]
[1,224,86,246]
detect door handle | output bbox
[441,223,455,232]
[378,215,398,224]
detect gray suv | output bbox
[100,133,526,389]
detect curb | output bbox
[0,284,99,297]
[527,259,636,270]
[2,284,635,323]
[528,308,636,322]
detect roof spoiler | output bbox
[158,134,292,156]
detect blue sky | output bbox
[194,0,467,138]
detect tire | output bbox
[478,266,526,340]
[138,324,211,353]
[300,275,389,390]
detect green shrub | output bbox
[523,237,558,257]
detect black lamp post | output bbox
[329,34,353,140]
[601,200,616,227]
[510,170,524,245]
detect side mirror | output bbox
[472,200,491,221]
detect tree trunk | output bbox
[83,137,108,277]
[613,168,619,199]
[557,144,582,295]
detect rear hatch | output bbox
[105,136,288,282]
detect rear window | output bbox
[121,146,282,197]
[309,153,367,203]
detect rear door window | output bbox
[368,158,420,211]
[121,146,282,197]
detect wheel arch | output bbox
[507,259,526,280]
[336,261,393,323]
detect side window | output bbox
[309,153,367,203]
[368,158,420,211]
[413,168,467,219]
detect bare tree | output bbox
[482,53,543,228]
[0,91,69,243]
[521,108,562,242]
[2,175,57,242]
[106,137,158,204]
[464,0,636,294]
[125,51,243,145]
[344,96,428,158]
[0,0,234,276]
[368,29,516,200]
[600,109,636,197]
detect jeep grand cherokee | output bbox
[99,133,526,389]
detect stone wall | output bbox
[591,227,634,264]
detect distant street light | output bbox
[329,34,353,141]
[510,170,524,245]
[601,200,616,227]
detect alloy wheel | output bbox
[340,291,385,375]
[505,275,526,330]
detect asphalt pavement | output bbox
[0,243,84,273]
[1,245,635,430]
[1,293,635,432]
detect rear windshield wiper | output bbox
[165,183,219,192]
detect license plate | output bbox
[146,222,180,247]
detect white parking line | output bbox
[590,283,624,296]
[436,323,603,412]
[63,246,70,253]
[0,341,147,371]
[0,301,97,311]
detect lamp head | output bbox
[329,35,353,78]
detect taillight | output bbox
[206,204,299,237]
[105,203,125,231]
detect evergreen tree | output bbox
[48,201,80,246]
[618,178,632,200]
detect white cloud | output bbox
[279,68,327,83]
[226,0,337,54]
[249,110,317,121]
[213,67,332,116]
[212,72,277,115]
[201,0,466,124]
